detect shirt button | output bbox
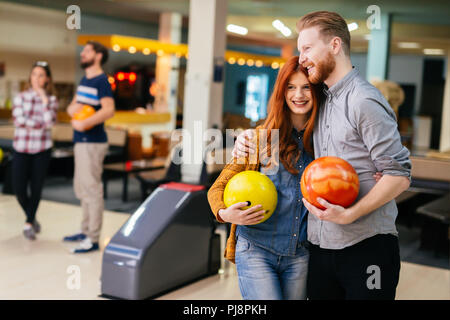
[326,125,330,129]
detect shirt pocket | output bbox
[279,168,297,203]
[329,107,358,155]
[260,164,280,189]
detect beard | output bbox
[307,52,336,84]
[80,58,95,69]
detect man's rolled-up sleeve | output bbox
[357,97,412,180]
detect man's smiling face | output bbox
[297,26,336,84]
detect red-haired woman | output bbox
[208,56,320,299]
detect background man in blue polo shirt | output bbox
[64,41,115,253]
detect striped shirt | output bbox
[12,89,58,154]
[76,85,102,106]
[73,73,112,143]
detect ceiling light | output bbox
[143,48,151,55]
[128,46,136,54]
[423,48,445,55]
[227,24,248,35]
[347,22,358,32]
[398,42,420,49]
[112,44,121,52]
[272,19,292,37]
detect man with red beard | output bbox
[232,11,411,299]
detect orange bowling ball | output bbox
[73,104,95,121]
[300,156,359,210]
[73,105,95,130]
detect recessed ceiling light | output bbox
[272,19,292,37]
[398,42,420,49]
[227,24,248,35]
[423,48,445,55]
[347,22,358,32]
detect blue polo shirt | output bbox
[236,128,313,256]
[73,73,112,143]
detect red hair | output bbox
[296,11,351,56]
[261,56,321,175]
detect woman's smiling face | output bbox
[284,71,313,116]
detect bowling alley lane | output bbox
[0,194,448,300]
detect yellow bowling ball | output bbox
[223,170,278,224]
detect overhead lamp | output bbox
[112,44,121,52]
[237,58,246,65]
[128,46,136,54]
[227,24,248,35]
[228,57,236,64]
[423,48,445,55]
[271,62,280,69]
[272,19,292,37]
[142,48,151,55]
[255,60,263,68]
[347,22,358,32]
[247,59,254,67]
[398,42,420,49]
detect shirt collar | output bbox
[292,127,305,138]
[323,67,358,99]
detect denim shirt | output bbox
[236,128,313,256]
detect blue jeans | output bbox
[235,236,309,300]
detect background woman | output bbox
[12,61,58,240]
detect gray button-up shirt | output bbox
[308,68,412,249]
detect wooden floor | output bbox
[0,194,448,300]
